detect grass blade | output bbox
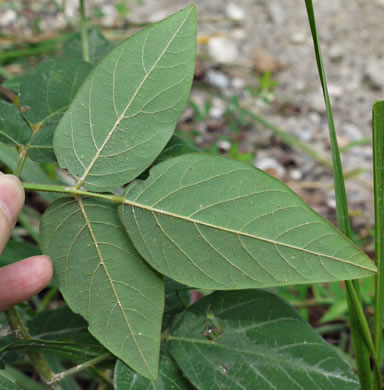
[304,1,377,388]
[373,101,384,367]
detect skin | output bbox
[0,172,53,312]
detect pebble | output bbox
[231,77,246,90]
[1,9,17,25]
[328,84,344,98]
[340,122,363,141]
[365,60,384,90]
[208,37,239,64]
[205,69,230,90]
[289,169,303,181]
[218,140,232,152]
[255,157,285,178]
[226,4,246,22]
[267,2,285,25]
[100,4,117,27]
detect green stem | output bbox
[5,308,61,390]
[304,1,376,388]
[79,0,89,62]
[14,146,28,177]
[5,149,61,389]
[48,353,111,385]
[373,102,384,370]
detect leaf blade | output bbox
[168,290,359,390]
[19,58,92,162]
[120,154,376,289]
[53,5,197,192]
[40,197,164,379]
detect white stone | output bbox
[256,157,285,178]
[218,140,232,152]
[289,169,303,181]
[365,60,384,90]
[205,69,230,90]
[208,37,239,64]
[268,3,285,24]
[231,77,246,90]
[226,4,246,21]
[1,9,17,25]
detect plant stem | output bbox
[14,146,28,177]
[5,308,61,390]
[304,1,376,388]
[373,102,384,373]
[48,353,111,385]
[5,148,61,389]
[79,0,89,62]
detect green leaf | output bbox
[114,350,193,389]
[168,290,359,390]
[27,306,87,340]
[0,372,22,390]
[120,154,376,289]
[62,27,114,65]
[40,197,164,379]
[19,58,92,162]
[0,339,108,364]
[54,6,197,192]
[156,135,199,164]
[0,240,41,267]
[0,100,32,146]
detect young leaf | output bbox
[0,339,108,364]
[19,58,92,162]
[0,100,32,146]
[168,290,359,390]
[27,307,87,341]
[53,5,197,192]
[0,373,22,390]
[120,154,376,289]
[40,197,164,379]
[62,26,114,64]
[114,350,193,389]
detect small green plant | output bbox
[0,2,383,389]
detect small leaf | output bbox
[168,290,359,390]
[114,350,193,389]
[40,197,164,379]
[120,154,376,289]
[0,373,22,390]
[62,27,114,64]
[27,307,87,340]
[0,100,32,146]
[19,58,92,162]
[0,339,108,364]
[54,5,197,192]
[0,240,40,267]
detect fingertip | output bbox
[0,256,54,311]
[0,174,25,227]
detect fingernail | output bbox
[0,175,25,226]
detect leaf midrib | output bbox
[124,199,374,272]
[76,7,193,188]
[77,197,154,379]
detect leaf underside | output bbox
[19,58,92,162]
[53,5,197,192]
[40,197,164,379]
[120,154,376,290]
[114,350,192,389]
[169,290,359,390]
[0,100,32,146]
